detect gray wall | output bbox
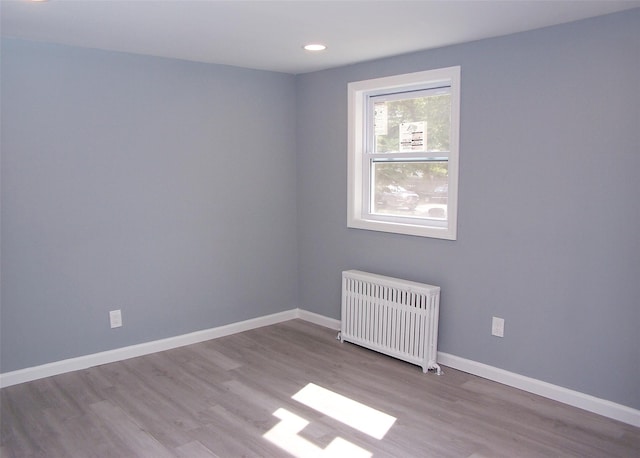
[2,10,639,411]
[1,39,298,371]
[296,10,640,409]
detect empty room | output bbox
[1,1,639,456]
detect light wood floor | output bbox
[1,319,638,457]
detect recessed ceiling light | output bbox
[303,44,327,52]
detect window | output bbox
[347,67,460,239]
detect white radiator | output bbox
[340,270,441,374]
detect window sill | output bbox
[347,216,456,240]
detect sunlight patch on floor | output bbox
[263,382,397,457]
[292,383,396,440]
[263,408,372,458]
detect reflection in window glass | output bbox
[373,93,450,154]
[372,161,448,220]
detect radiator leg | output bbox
[336,331,342,342]
[426,363,442,375]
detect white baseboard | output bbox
[437,352,640,428]
[2,310,638,428]
[0,309,298,389]
[297,309,341,330]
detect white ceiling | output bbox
[2,0,639,74]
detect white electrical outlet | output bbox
[491,316,504,337]
[109,309,122,328]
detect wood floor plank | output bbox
[0,381,70,458]
[2,319,639,457]
[103,381,197,449]
[40,410,130,458]
[89,400,174,458]
[174,440,220,458]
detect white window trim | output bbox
[347,66,461,240]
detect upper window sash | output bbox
[365,87,452,156]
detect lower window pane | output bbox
[372,161,448,219]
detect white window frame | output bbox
[347,66,461,240]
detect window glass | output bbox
[372,91,451,154]
[371,161,448,222]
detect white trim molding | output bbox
[0,309,298,388]
[347,66,461,240]
[437,352,640,428]
[297,309,341,330]
[2,310,638,429]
